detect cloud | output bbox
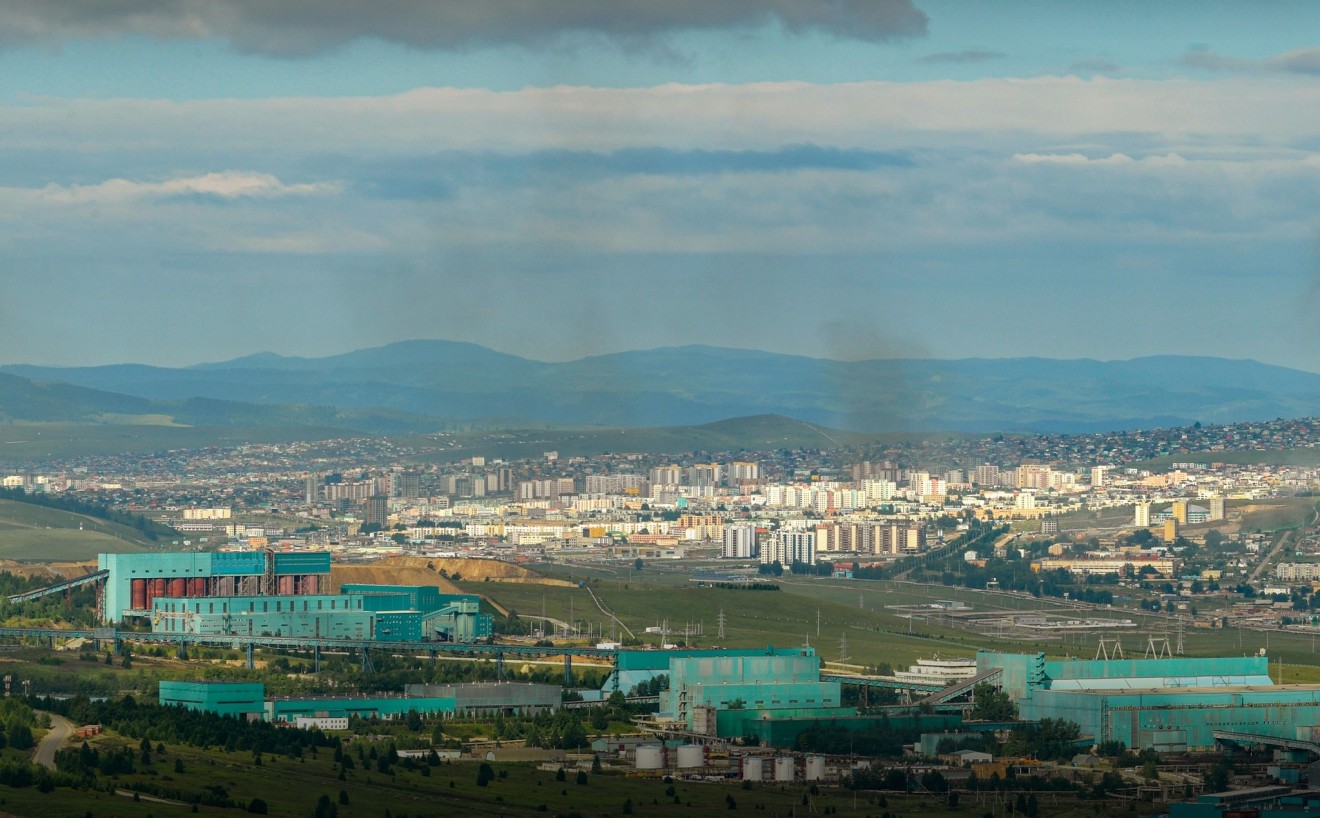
[9,77,1320,161]
[1180,46,1320,76]
[1011,152,1189,168]
[349,145,915,200]
[916,49,1006,65]
[1067,58,1120,73]
[0,0,927,56]
[32,171,339,204]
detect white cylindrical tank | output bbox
[742,756,764,782]
[805,756,826,781]
[774,757,795,782]
[676,745,704,769]
[635,745,665,770]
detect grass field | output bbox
[0,422,362,463]
[464,564,1320,678]
[18,727,1132,818]
[0,498,154,561]
[1238,497,1320,533]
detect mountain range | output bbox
[4,341,1320,435]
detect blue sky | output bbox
[3,1,1320,369]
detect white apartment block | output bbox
[760,529,816,566]
[722,524,759,559]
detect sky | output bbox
[3,1,1320,370]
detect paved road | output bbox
[33,712,74,769]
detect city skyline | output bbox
[4,2,1320,371]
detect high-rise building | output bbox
[649,465,681,485]
[1208,496,1225,521]
[1015,464,1053,490]
[727,461,760,483]
[365,495,389,527]
[1134,502,1151,527]
[722,524,758,559]
[305,472,320,504]
[1090,466,1110,487]
[973,464,1002,487]
[1171,501,1187,525]
[761,529,816,566]
[392,471,421,499]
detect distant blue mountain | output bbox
[6,341,1320,433]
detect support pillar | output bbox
[360,648,374,674]
[314,644,321,674]
[246,642,254,670]
[564,654,573,688]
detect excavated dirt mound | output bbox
[330,557,573,593]
[330,557,573,618]
[0,560,96,580]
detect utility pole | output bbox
[817,608,821,637]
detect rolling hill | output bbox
[7,341,1320,433]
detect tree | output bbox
[247,798,268,814]
[338,790,350,805]
[314,794,337,818]
[477,762,495,787]
[576,770,588,785]
[970,682,1017,721]
[634,558,644,571]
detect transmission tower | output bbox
[1144,634,1171,659]
[717,608,727,640]
[1095,637,1124,660]
[1176,619,1185,655]
[839,632,850,663]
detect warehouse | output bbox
[160,681,553,722]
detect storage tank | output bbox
[151,578,167,599]
[774,757,795,782]
[169,578,186,597]
[278,575,294,595]
[635,745,665,770]
[741,756,764,782]
[805,756,826,781]
[188,578,206,596]
[676,745,704,769]
[130,579,147,610]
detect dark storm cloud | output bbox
[340,145,916,200]
[0,0,927,55]
[915,49,1006,65]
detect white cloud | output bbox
[33,171,339,204]
[6,76,1320,157]
[1011,153,1189,167]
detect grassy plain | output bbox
[0,498,152,561]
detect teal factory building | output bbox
[100,552,494,643]
[161,680,558,723]
[979,651,1320,752]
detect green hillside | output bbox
[0,499,153,561]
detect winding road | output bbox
[33,712,74,769]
